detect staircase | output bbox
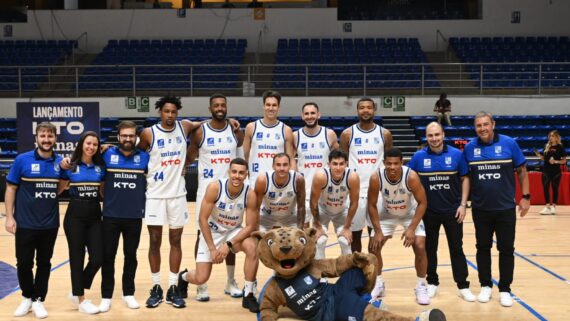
[382,117,419,158]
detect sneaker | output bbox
[122,296,140,309]
[31,301,48,319]
[415,283,431,305]
[78,300,100,314]
[14,298,32,317]
[68,292,79,307]
[242,293,260,313]
[478,286,492,303]
[196,284,210,302]
[371,280,386,298]
[145,285,163,308]
[224,279,244,298]
[98,298,112,313]
[551,207,557,215]
[177,269,188,299]
[539,207,552,215]
[458,288,476,302]
[427,284,438,298]
[165,285,186,308]
[499,292,513,307]
[415,308,447,321]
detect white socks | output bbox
[169,272,178,287]
[244,281,256,296]
[417,276,427,287]
[338,236,352,255]
[151,272,161,285]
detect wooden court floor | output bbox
[1,203,568,321]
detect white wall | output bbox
[2,0,569,53]
[0,96,568,118]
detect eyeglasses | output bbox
[119,134,136,139]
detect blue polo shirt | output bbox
[6,149,63,229]
[62,162,105,200]
[102,146,149,219]
[463,134,526,211]
[409,144,468,214]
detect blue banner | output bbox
[17,102,100,158]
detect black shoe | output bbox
[242,293,260,313]
[166,285,186,308]
[177,269,189,299]
[145,284,163,308]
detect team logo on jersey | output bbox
[301,143,308,150]
[287,191,294,197]
[275,133,281,140]
[207,137,215,145]
[134,155,141,164]
[474,148,481,157]
[218,202,226,210]
[168,139,172,144]
[423,159,431,168]
[227,136,233,143]
[327,186,333,193]
[374,137,380,144]
[284,286,296,297]
[110,154,119,164]
[54,163,60,173]
[495,146,502,154]
[399,188,406,195]
[445,157,452,165]
[157,139,165,149]
[268,192,276,199]
[31,163,40,173]
[177,136,183,144]
[319,142,326,149]
[94,166,102,173]
[228,204,234,210]
[237,204,244,210]
[303,276,313,285]
[256,132,264,140]
[354,138,362,146]
[384,188,389,196]
[340,186,347,192]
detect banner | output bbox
[17,102,100,158]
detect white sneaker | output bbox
[224,279,243,298]
[31,301,48,319]
[458,288,476,302]
[78,300,100,314]
[196,284,210,302]
[415,283,431,305]
[551,207,557,215]
[539,207,552,215]
[14,298,32,317]
[68,292,79,307]
[98,298,111,313]
[427,284,438,298]
[122,296,140,309]
[371,280,386,298]
[478,286,492,303]
[499,292,513,307]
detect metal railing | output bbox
[1,62,570,97]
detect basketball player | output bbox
[293,102,338,227]
[310,149,360,259]
[178,158,260,313]
[340,97,393,253]
[184,93,244,301]
[255,153,305,231]
[243,90,296,185]
[368,148,430,305]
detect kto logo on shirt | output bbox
[31,163,40,173]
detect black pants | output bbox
[101,217,142,298]
[542,171,562,204]
[15,228,58,301]
[424,210,469,289]
[472,208,516,292]
[63,200,103,296]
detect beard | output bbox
[304,121,318,128]
[37,143,54,153]
[120,141,135,152]
[212,111,227,121]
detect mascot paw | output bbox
[353,252,375,268]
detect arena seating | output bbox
[273,38,440,90]
[0,40,77,91]
[80,39,247,91]
[449,36,570,88]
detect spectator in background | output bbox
[534,130,567,215]
[434,93,452,126]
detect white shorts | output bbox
[145,196,189,228]
[318,208,347,236]
[350,197,368,231]
[379,213,426,237]
[259,213,297,232]
[196,227,242,263]
[195,188,207,225]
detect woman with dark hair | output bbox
[62,131,106,314]
[535,130,567,215]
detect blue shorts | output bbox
[332,268,370,321]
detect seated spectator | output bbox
[534,130,567,215]
[434,93,452,126]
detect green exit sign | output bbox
[126,97,150,112]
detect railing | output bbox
[1,62,570,97]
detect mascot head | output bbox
[252,227,317,278]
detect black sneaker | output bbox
[242,293,260,313]
[166,285,186,308]
[145,284,163,308]
[177,269,189,299]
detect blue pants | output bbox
[332,268,370,321]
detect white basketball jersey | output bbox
[207,178,249,233]
[248,120,285,184]
[198,122,237,191]
[146,121,187,198]
[296,127,331,197]
[348,124,385,194]
[378,166,417,217]
[260,170,298,218]
[318,168,351,216]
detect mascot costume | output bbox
[253,227,446,321]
